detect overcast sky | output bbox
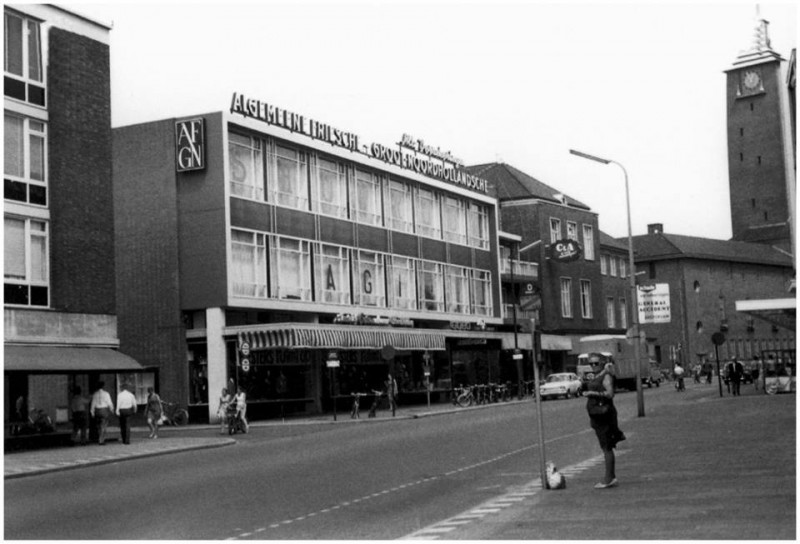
[71,1,797,240]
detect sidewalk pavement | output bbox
[3,398,478,479]
[447,382,796,540]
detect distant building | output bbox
[467,162,623,374]
[598,231,630,335]
[4,5,141,429]
[724,11,795,252]
[629,224,794,369]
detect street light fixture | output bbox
[569,148,645,417]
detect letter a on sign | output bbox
[175,118,205,172]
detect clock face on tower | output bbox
[742,69,762,92]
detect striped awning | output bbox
[235,324,446,352]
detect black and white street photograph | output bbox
[4,1,796,540]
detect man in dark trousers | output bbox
[728,358,744,396]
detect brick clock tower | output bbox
[725,11,794,251]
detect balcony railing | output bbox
[500,259,539,278]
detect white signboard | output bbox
[637,284,671,324]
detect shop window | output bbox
[355,250,385,307]
[4,215,48,307]
[442,196,467,245]
[351,168,382,226]
[388,256,416,310]
[560,277,572,318]
[549,217,561,243]
[230,229,267,298]
[116,372,156,405]
[467,202,489,250]
[384,179,413,233]
[414,187,441,239]
[418,260,444,312]
[312,156,347,219]
[272,144,308,210]
[445,265,470,314]
[471,269,493,316]
[314,243,351,305]
[228,132,264,200]
[187,347,208,405]
[4,11,45,106]
[5,113,47,206]
[582,225,595,260]
[269,236,311,301]
[580,279,592,318]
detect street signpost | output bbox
[530,319,549,490]
[327,351,340,420]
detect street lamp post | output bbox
[569,149,645,417]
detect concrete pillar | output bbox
[206,307,227,424]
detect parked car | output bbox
[539,373,582,399]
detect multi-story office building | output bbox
[113,93,525,422]
[4,5,141,429]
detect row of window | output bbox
[229,132,490,249]
[231,229,493,316]
[605,297,629,329]
[600,253,628,278]
[4,216,48,307]
[549,218,595,260]
[560,277,593,319]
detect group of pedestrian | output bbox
[216,386,248,434]
[70,382,164,445]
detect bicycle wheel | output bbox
[456,393,472,407]
[172,409,189,426]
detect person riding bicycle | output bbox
[673,362,685,392]
[234,386,249,433]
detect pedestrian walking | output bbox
[116,384,138,445]
[145,387,163,439]
[217,387,232,435]
[234,386,248,433]
[90,381,114,445]
[673,362,685,391]
[385,373,398,417]
[70,386,89,445]
[728,358,744,396]
[585,361,625,489]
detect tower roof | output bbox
[729,9,784,69]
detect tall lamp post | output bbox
[569,149,645,417]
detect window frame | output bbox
[4,215,49,307]
[351,167,383,226]
[444,264,471,314]
[582,224,595,260]
[417,260,445,312]
[580,279,592,318]
[314,242,351,305]
[384,178,414,233]
[609,256,618,277]
[606,297,616,328]
[230,229,268,299]
[549,217,561,243]
[471,269,493,316]
[414,186,441,239]
[228,132,265,201]
[355,250,386,307]
[271,143,309,211]
[619,298,628,329]
[442,196,468,245]
[560,277,572,318]
[4,112,47,206]
[600,254,608,275]
[312,155,348,219]
[4,10,45,106]
[269,236,312,301]
[467,202,489,250]
[566,221,578,241]
[388,255,417,310]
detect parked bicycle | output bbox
[453,386,475,407]
[159,401,189,426]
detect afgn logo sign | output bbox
[175,118,205,172]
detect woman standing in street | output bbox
[585,361,626,489]
[217,387,232,434]
[145,387,163,439]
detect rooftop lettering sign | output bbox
[229,92,488,194]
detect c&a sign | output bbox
[175,118,206,172]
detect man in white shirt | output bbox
[116,384,138,445]
[90,381,114,445]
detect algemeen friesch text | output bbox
[230,92,488,193]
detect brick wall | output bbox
[46,28,115,314]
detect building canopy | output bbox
[5,345,144,373]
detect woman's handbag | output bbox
[587,399,610,416]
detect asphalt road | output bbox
[5,386,672,540]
